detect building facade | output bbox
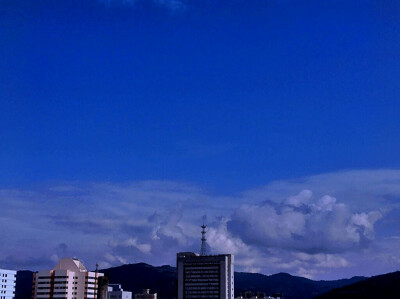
[107,284,131,299]
[32,258,104,299]
[134,289,156,299]
[177,252,234,299]
[0,269,16,299]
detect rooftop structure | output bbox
[200,224,208,256]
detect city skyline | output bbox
[1,0,400,281]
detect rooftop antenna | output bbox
[95,263,99,273]
[200,222,208,256]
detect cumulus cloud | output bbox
[207,218,250,256]
[242,169,400,211]
[351,211,382,239]
[293,252,350,269]
[0,170,400,279]
[228,190,383,253]
[285,189,313,207]
[148,207,187,245]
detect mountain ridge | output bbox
[316,270,400,298]
[15,263,368,299]
[98,262,366,299]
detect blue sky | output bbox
[1,0,400,280]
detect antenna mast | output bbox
[200,224,208,256]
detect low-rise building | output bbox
[235,292,283,299]
[134,289,156,299]
[107,284,131,299]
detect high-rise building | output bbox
[176,225,234,299]
[0,269,16,299]
[32,258,104,299]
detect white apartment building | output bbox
[32,258,104,299]
[0,269,16,299]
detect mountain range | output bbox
[316,271,400,298]
[14,263,400,299]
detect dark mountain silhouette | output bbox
[99,263,177,299]
[234,272,364,299]
[15,263,367,299]
[99,263,365,299]
[316,271,400,298]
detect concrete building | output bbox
[107,284,131,299]
[177,225,234,299]
[134,289,156,299]
[0,269,16,299]
[177,252,234,299]
[32,258,104,299]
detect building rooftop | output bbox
[52,258,88,272]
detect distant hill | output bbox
[14,263,368,299]
[316,271,400,298]
[99,263,177,299]
[235,272,365,299]
[99,263,365,299]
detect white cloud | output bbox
[207,218,250,256]
[228,190,382,253]
[116,238,152,255]
[1,169,400,279]
[351,211,382,239]
[315,195,336,212]
[242,169,400,211]
[285,189,312,207]
[294,252,350,269]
